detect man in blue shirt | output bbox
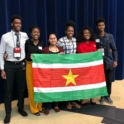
[96,18,118,104]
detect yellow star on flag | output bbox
[62,69,79,86]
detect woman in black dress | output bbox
[25,26,44,116]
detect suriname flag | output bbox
[32,51,108,103]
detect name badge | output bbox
[95,39,100,43]
[13,48,21,58]
[38,46,42,50]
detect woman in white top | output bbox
[57,21,81,109]
[57,21,77,54]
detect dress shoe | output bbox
[4,114,11,124]
[18,109,28,116]
[104,96,113,104]
[100,97,105,104]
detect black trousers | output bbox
[45,102,58,110]
[104,65,114,96]
[4,61,26,115]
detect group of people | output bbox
[0,15,117,124]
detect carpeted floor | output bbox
[0,80,124,124]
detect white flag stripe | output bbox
[33,60,103,69]
[34,82,106,93]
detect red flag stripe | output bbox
[32,64,105,88]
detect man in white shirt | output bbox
[0,15,28,123]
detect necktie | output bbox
[15,34,20,59]
[15,34,20,47]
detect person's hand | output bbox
[3,53,8,60]
[113,61,118,68]
[1,70,6,79]
[30,55,32,59]
[110,49,112,52]
[97,49,101,51]
[60,52,64,54]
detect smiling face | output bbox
[65,26,74,39]
[31,28,40,40]
[83,29,91,41]
[48,34,57,45]
[11,19,22,32]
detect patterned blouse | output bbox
[57,36,77,54]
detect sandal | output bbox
[39,108,45,113]
[71,102,81,108]
[34,112,40,116]
[90,99,96,105]
[39,110,44,113]
[81,100,88,106]
[66,103,72,109]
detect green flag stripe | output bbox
[32,51,103,64]
[34,87,107,103]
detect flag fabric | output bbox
[32,51,108,103]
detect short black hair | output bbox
[96,18,105,26]
[11,15,22,23]
[29,25,40,33]
[65,20,75,31]
[76,27,95,43]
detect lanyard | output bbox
[11,31,21,48]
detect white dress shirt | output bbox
[0,30,28,70]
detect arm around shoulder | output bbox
[0,35,6,70]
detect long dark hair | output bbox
[47,33,57,46]
[76,27,95,43]
[47,33,57,39]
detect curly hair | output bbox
[65,20,75,31]
[76,27,95,43]
[96,18,105,26]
